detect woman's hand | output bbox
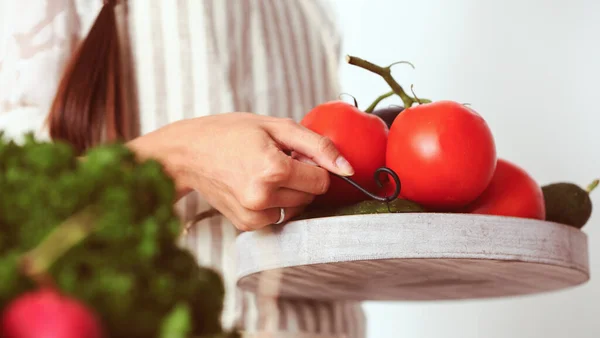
[127,113,354,231]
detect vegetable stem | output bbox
[587,179,599,193]
[345,55,431,108]
[339,93,359,108]
[365,91,394,113]
[20,206,99,281]
[410,84,423,105]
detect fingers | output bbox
[265,119,355,177]
[273,206,304,224]
[282,159,331,195]
[273,188,316,208]
[241,147,329,204]
[238,182,316,210]
[231,177,314,231]
[231,205,305,232]
[291,151,318,166]
[198,115,355,233]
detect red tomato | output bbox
[386,100,496,210]
[462,158,545,220]
[1,288,103,338]
[301,101,389,207]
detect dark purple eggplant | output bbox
[372,106,404,128]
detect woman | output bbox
[0,0,366,337]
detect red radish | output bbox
[1,288,103,338]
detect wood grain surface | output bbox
[235,213,590,301]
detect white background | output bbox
[331,0,599,337]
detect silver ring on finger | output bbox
[274,207,286,225]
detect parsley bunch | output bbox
[0,132,236,338]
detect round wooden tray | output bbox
[235,213,590,301]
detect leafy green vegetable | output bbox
[160,303,192,338]
[0,132,231,337]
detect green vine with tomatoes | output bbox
[298,54,596,231]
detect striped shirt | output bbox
[0,1,365,337]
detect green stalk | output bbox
[20,206,99,280]
[365,91,394,113]
[410,84,423,105]
[587,179,599,193]
[339,93,359,108]
[345,55,431,109]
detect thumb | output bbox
[267,121,355,177]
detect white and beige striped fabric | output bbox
[0,0,366,337]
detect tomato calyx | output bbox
[409,84,425,105]
[338,93,360,109]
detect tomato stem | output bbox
[587,179,599,193]
[365,91,394,113]
[338,93,359,108]
[345,55,431,108]
[410,84,423,105]
[387,60,416,70]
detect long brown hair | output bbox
[46,0,138,154]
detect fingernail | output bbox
[335,156,354,176]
